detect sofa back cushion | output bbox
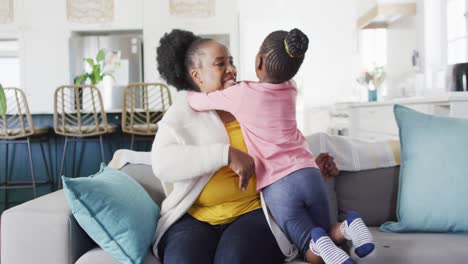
[118,158,399,228]
[120,164,166,206]
[381,105,468,233]
[336,166,400,226]
[119,163,344,226]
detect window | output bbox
[0,39,20,87]
[446,0,468,64]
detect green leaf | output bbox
[93,65,101,84]
[85,58,95,70]
[96,49,105,62]
[0,84,7,117]
[105,73,116,82]
[75,74,87,85]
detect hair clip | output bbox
[284,39,303,58]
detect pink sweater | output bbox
[187,81,318,190]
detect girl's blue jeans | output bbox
[263,167,331,257]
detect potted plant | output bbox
[74,49,116,85]
[0,83,6,116]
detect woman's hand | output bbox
[228,146,255,191]
[316,152,340,181]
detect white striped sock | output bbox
[341,217,374,248]
[310,235,353,264]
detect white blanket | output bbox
[306,132,400,171]
[108,149,152,169]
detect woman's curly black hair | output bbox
[156,29,211,91]
[259,28,309,83]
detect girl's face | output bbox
[189,41,237,93]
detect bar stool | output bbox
[0,87,53,210]
[54,85,116,188]
[122,83,172,149]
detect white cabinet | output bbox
[344,93,468,141]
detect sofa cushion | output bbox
[354,227,468,264]
[336,167,399,227]
[381,105,468,233]
[76,247,311,264]
[76,247,160,264]
[63,164,160,264]
[120,163,166,206]
[326,178,338,224]
[77,228,468,264]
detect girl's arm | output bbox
[187,84,244,114]
[151,123,230,183]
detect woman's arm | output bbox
[152,122,256,189]
[151,123,230,183]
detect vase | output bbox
[97,77,122,111]
[368,89,377,102]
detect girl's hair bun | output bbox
[284,28,309,58]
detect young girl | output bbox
[187,29,374,264]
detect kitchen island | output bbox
[0,111,154,212]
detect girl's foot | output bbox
[340,211,375,258]
[310,227,354,264]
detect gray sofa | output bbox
[2,163,468,264]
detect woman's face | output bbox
[189,41,237,93]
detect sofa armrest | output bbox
[1,190,95,264]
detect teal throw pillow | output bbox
[62,164,160,264]
[381,105,468,233]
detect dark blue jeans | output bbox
[263,168,331,257]
[158,208,284,264]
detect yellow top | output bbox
[188,120,261,225]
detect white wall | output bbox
[423,0,446,94]
[357,0,378,15]
[385,0,425,98]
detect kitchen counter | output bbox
[335,92,468,108]
[327,92,468,139]
[340,92,468,141]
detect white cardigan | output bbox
[150,92,298,261]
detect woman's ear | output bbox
[190,69,203,84]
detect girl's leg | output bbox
[303,223,346,264]
[215,208,284,264]
[306,223,346,263]
[329,223,346,245]
[158,214,219,264]
[309,227,354,264]
[263,168,352,264]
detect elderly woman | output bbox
[151,29,339,264]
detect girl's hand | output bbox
[316,153,340,181]
[228,146,255,191]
